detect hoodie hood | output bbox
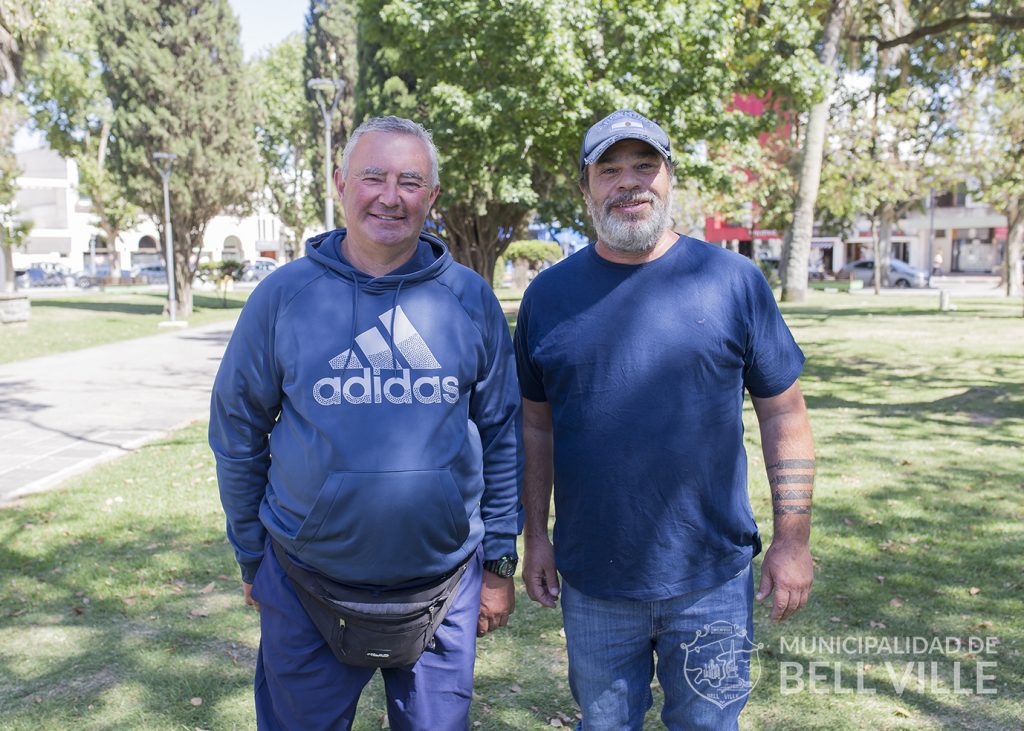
[305,228,453,290]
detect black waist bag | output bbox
[271,539,469,669]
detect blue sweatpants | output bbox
[251,541,483,731]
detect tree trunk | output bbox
[1005,197,1023,298]
[879,202,895,286]
[780,0,849,302]
[1,240,14,294]
[437,202,529,287]
[870,217,882,295]
[174,252,193,318]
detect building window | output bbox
[138,235,158,250]
[223,235,243,262]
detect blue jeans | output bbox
[251,539,482,731]
[561,564,755,731]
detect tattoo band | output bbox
[766,459,816,471]
[774,505,812,515]
[769,474,815,487]
[772,490,813,502]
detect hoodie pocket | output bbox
[292,469,470,581]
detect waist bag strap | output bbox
[270,539,469,668]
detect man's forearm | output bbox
[521,399,554,541]
[753,383,815,546]
[766,456,814,545]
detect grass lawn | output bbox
[0,293,1021,729]
[0,289,251,365]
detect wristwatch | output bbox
[483,555,518,578]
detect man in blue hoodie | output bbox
[210,116,521,730]
[515,110,814,729]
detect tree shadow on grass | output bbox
[193,294,246,312]
[0,522,257,729]
[30,299,165,316]
[752,452,1024,730]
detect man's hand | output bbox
[478,572,515,637]
[243,581,260,613]
[756,540,812,622]
[522,534,560,608]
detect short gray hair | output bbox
[340,116,440,188]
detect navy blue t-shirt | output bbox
[514,236,805,601]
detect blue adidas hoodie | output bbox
[210,230,522,586]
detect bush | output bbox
[199,259,244,282]
[494,240,563,288]
[503,240,563,264]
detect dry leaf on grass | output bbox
[189,697,202,707]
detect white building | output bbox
[12,146,295,275]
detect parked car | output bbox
[16,265,67,288]
[33,261,76,287]
[240,258,279,282]
[840,259,928,288]
[131,263,168,285]
[758,256,826,281]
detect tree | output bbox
[93,0,261,317]
[780,0,1024,302]
[251,34,318,260]
[358,0,824,282]
[780,0,849,302]
[967,60,1023,297]
[0,0,52,293]
[24,1,138,277]
[305,0,358,230]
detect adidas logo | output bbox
[313,305,460,406]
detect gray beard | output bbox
[588,187,672,253]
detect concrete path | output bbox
[0,319,236,504]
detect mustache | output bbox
[605,192,656,211]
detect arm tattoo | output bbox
[769,474,815,487]
[773,490,813,502]
[774,504,812,515]
[766,459,816,471]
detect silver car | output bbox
[840,259,928,288]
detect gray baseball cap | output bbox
[579,109,672,173]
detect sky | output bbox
[228,0,308,60]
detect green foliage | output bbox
[92,0,261,316]
[304,0,358,228]
[23,1,139,268]
[357,0,825,282]
[502,240,562,264]
[198,259,243,282]
[0,0,59,290]
[251,33,318,258]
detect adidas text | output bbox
[314,368,460,406]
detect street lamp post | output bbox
[307,77,345,231]
[153,152,179,323]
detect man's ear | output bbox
[334,167,345,198]
[428,185,441,208]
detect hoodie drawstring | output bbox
[388,279,405,372]
[347,272,360,367]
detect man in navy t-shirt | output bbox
[515,109,815,730]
